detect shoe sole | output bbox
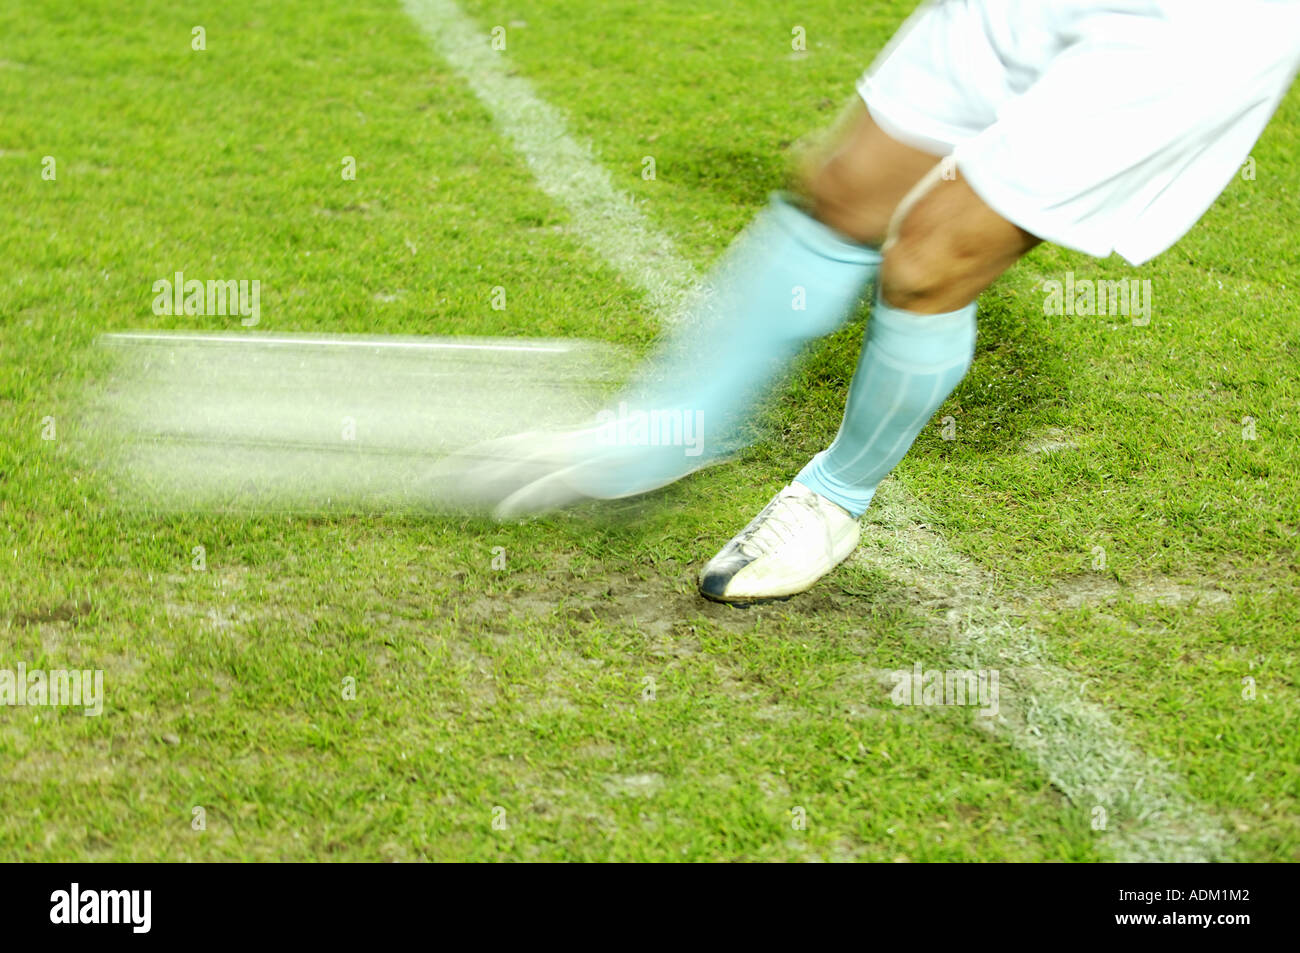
[698,590,795,608]
[697,563,841,607]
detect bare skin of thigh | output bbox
[797,100,1041,314]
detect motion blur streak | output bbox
[82,331,628,513]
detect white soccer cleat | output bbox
[429,425,719,519]
[493,431,716,519]
[698,482,860,604]
[425,428,589,514]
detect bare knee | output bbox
[880,178,1039,314]
[801,152,894,246]
[879,207,985,313]
[795,101,942,247]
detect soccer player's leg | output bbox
[799,98,945,248]
[699,0,1300,604]
[481,103,944,517]
[699,169,1039,604]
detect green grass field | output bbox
[1,0,1297,861]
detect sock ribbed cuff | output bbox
[794,461,877,518]
[868,294,977,365]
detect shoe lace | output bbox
[736,490,820,559]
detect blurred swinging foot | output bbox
[429,425,721,519]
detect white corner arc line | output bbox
[402,0,698,321]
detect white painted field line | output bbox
[401,0,698,321]
[404,0,1228,861]
[858,481,1230,862]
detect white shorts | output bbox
[860,0,1300,264]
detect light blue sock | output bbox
[570,192,881,498]
[795,293,976,517]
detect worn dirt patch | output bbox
[1034,573,1237,613]
[446,570,842,636]
[9,598,94,627]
